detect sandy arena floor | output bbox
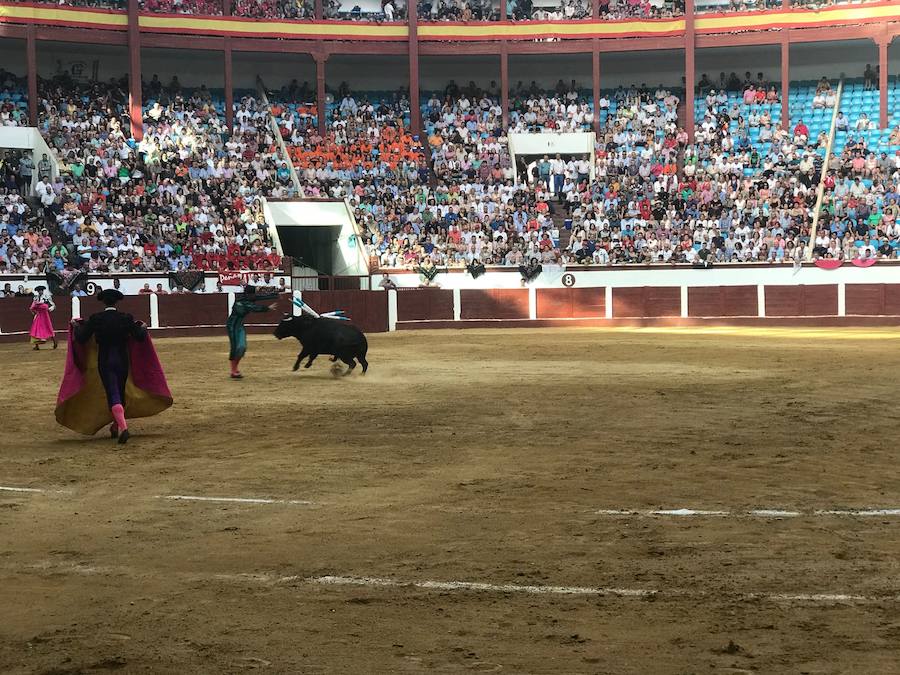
[2,326,900,674]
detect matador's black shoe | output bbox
[118,430,131,445]
[110,424,119,439]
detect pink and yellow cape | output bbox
[55,327,174,435]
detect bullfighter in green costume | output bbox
[226,286,278,379]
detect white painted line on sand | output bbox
[596,508,794,518]
[157,495,313,506]
[595,508,900,518]
[11,561,900,604]
[311,576,900,604]
[4,487,900,519]
[310,575,654,597]
[0,486,71,494]
[652,509,730,517]
[814,509,900,516]
[763,593,873,602]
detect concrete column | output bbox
[224,39,234,132]
[408,3,421,135]
[781,37,790,132]
[315,53,327,137]
[26,25,37,126]
[684,0,695,144]
[501,47,509,130]
[592,46,600,135]
[128,0,144,141]
[878,38,889,129]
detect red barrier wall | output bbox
[80,295,152,324]
[536,288,605,319]
[845,284,900,315]
[460,289,529,320]
[396,288,454,321]
[688,286,757,317]
[765,285,838,317]
[158,293,229,328]
[300,290,388,333]
[846,284,884,315]
[612,287,680,318]
[10,283,900,340]
[0,296,73,334]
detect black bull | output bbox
[273,315,369,375]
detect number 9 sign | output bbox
[561,273,576,287]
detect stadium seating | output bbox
[0,69,27,127]
[1,63,900,284]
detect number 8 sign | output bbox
[561,273,576,287]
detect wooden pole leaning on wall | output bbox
[408,0,422,137]
[315,53,327,137]
[257,76,304,196]
[806,78,843,261]
[684,0,696,144]
[224,38,234,132]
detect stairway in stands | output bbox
[552,207,571,250]
[676,98,687,131]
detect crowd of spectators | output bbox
[371,76,900,271]
[7,0,126,8]
[4,68,900,285]
[322,0,406,20]
[1,74,286,278]
[140,0,223,14]
[419,0,682,21]
[695,0,885,12]
[790,0,885,7]
[596,0,682,19]
[399,85,559,269]
[695,0,778,13]
[419,0,495,20]
[5,0,889,16]
[509,80,594,133]
[0,68,27,128]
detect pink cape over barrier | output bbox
[852,258,877,268]
[814,259,843,270]
[55,325,173,435]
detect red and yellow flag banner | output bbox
[0,0,897,41]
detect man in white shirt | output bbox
[835,112,849,131]
[550,154,565,195]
